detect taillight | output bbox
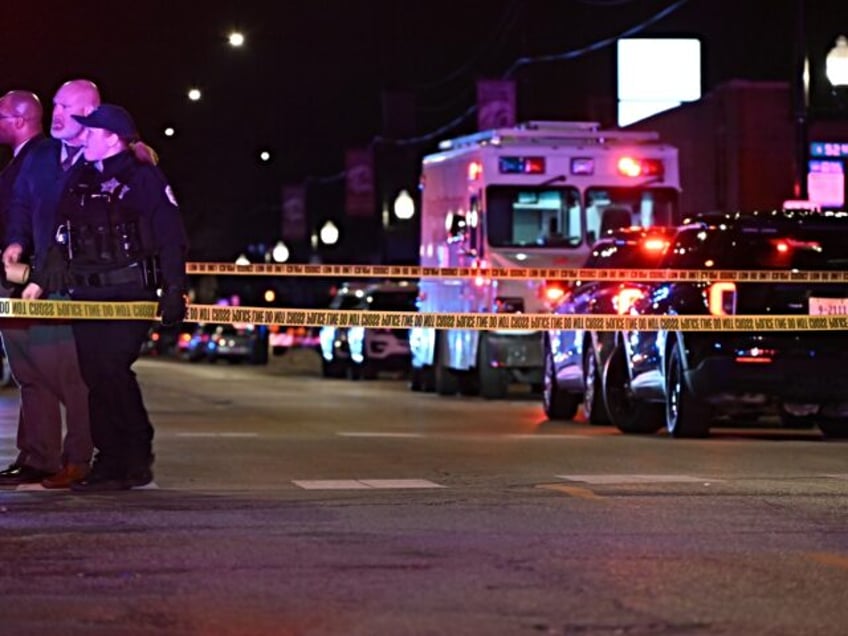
[613,287,644,315]
[708,282,736,316]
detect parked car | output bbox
[319,282,370,377]
[320,281,418,379]
[604,210,848,438]
[205,323,260,364]
[543,226,677,422]
[141,322,194,357]
[184,323,218,362]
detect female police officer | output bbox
[22,104,188,491]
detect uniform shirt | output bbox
[57,150,188,292]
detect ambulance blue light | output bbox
[498,156,545,174]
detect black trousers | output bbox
[71,286,155,477]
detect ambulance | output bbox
[409,120,682,399]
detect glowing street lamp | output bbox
[164,126,175,137]
[187,88,202,102]
[826,35,848,88]
[228,31,245,47]
[319,221,339,246]
[393,189,415,220]
[271,240,289,263]
[235,253,250,266]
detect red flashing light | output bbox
[642,238,669,252]
[617,157,664,178]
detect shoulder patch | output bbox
[165,185,178,206]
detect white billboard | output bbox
[617,38,701,127]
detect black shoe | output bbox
[0,464,54,485]
[70,471,129,493]
[124,467,154,489]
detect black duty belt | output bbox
[71,263,146,288]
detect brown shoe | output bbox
[42,463,91,489]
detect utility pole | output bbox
[794,0,809,199]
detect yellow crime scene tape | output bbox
[1,297,847,332]
[185,261,848,284]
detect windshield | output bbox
[585,187,679,243]
[486,186,582,248]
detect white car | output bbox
[320,281,418,380]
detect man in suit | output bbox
[0,85,92,488]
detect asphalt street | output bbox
[1,350,847,636]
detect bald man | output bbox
[0,83,94,488]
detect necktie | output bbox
[61,145,81,171]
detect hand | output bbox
[22,283,43,300]
[157,288,187,326]
[3,243,23,267]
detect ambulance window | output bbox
[485,186,582,248]
[586,187,679,241]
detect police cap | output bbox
[73,104,138,141]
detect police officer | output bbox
[23,104,188,492]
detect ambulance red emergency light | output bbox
[409,121,682,399]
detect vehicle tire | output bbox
[603,345,664,434]
[778,407,816,429]
[361,360,378,380]
[543,341,580,420]
[410,365,435,392]
[321,358,345,379]
[818,418,848,439]
[478,334,509,400]
[665,342,711,438]
[434,334,459,396]
[582,341,610,425]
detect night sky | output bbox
[3,0,848,260]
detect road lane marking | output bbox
[556,474,716,484]
[505,434,591,439]
[807,552,848,571]
[15,482,160,491]
[293,479,444,490]
[536,483,605,501]
[338,432,425,438]
[175,432,259,438]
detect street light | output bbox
[393,189,415,220]
[826,35,848,88]
[235,253,250,265]
[319,221,339,246]
[187,88,202,102]
[228,31,245,47]
[271,240,289,263]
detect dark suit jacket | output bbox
[5,137,81,274]
[0,134,45,247]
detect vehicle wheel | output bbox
[582,341,610,425]
[321,358,345,378]
[479,334,509,400]
[434,334,459,396]
[603,345,663,435]
[361,360,378,380]
[778,407,816,429]
[410,365,435,392]
[818,418,848,439]
[543,341,580,420]
[666,342,711,438]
